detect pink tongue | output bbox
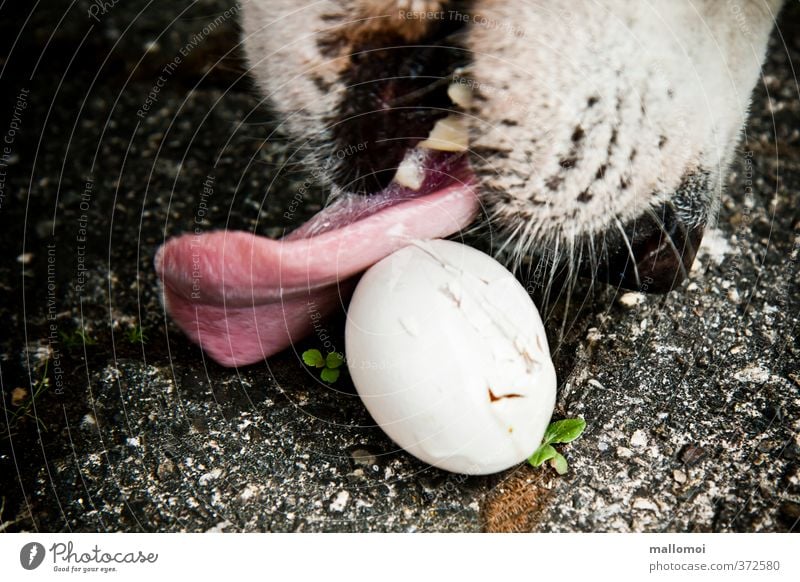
[155,182,478,367]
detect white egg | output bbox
[345,239,557,475]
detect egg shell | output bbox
[345,239,557,475]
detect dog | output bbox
[155,0,782,366]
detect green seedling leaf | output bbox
[127,326,147,344]
[528,444,558,467]
[542,418,586,445]
[320,367,340,384]
[75,329,96,346]
[302,349,325,368]
[60,328,96,350]
[326,352,345,369]
[59,331,79,350]
[529,417,587,475]
[551,452,569,475]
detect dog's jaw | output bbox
[240,0,782,277]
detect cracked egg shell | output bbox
[345,239,556,475]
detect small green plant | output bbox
[59,327,96,349]
[126,325,147,344]
[302,349,345,383]
[528,418,586,475]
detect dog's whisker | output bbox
[614,216,641,289]
[644,205,689,282]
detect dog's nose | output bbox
[590,204,705,293]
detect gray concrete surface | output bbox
[0,0,797,532]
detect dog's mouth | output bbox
[267,147,479,297]
[155,17,483,367]
[285,149,474,244]
[154,148,479,367]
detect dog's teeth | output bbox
[394,149,425,190]
[447,82,472,108]
[419,115,469,152]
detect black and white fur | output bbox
[239,0,783,293]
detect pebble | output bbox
[239,485,258,501]
[618,292,646,308]
[80,414,97,430]
[616,446,634,458]
[199,468,222,485]
[633,498,659,511]
[157,459,176,480]
[630,429,648,448]
[206,520,233,533]
[330,490,350,512]
[680,445,706,466]
[351,449,377,468]
[734,365,771,384]
[586,327,602,344]
[673,469,687,484]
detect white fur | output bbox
[466,0,781,248]
[240,1,343,143]
[240,0,782,258]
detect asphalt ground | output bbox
[0,1,797,532]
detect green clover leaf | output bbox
[302,349,325,368]
[528,417,586,475]
[320,367,341,384]
[326,352,345,369]
[302,349,346,383]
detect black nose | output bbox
[588,204,705,293]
